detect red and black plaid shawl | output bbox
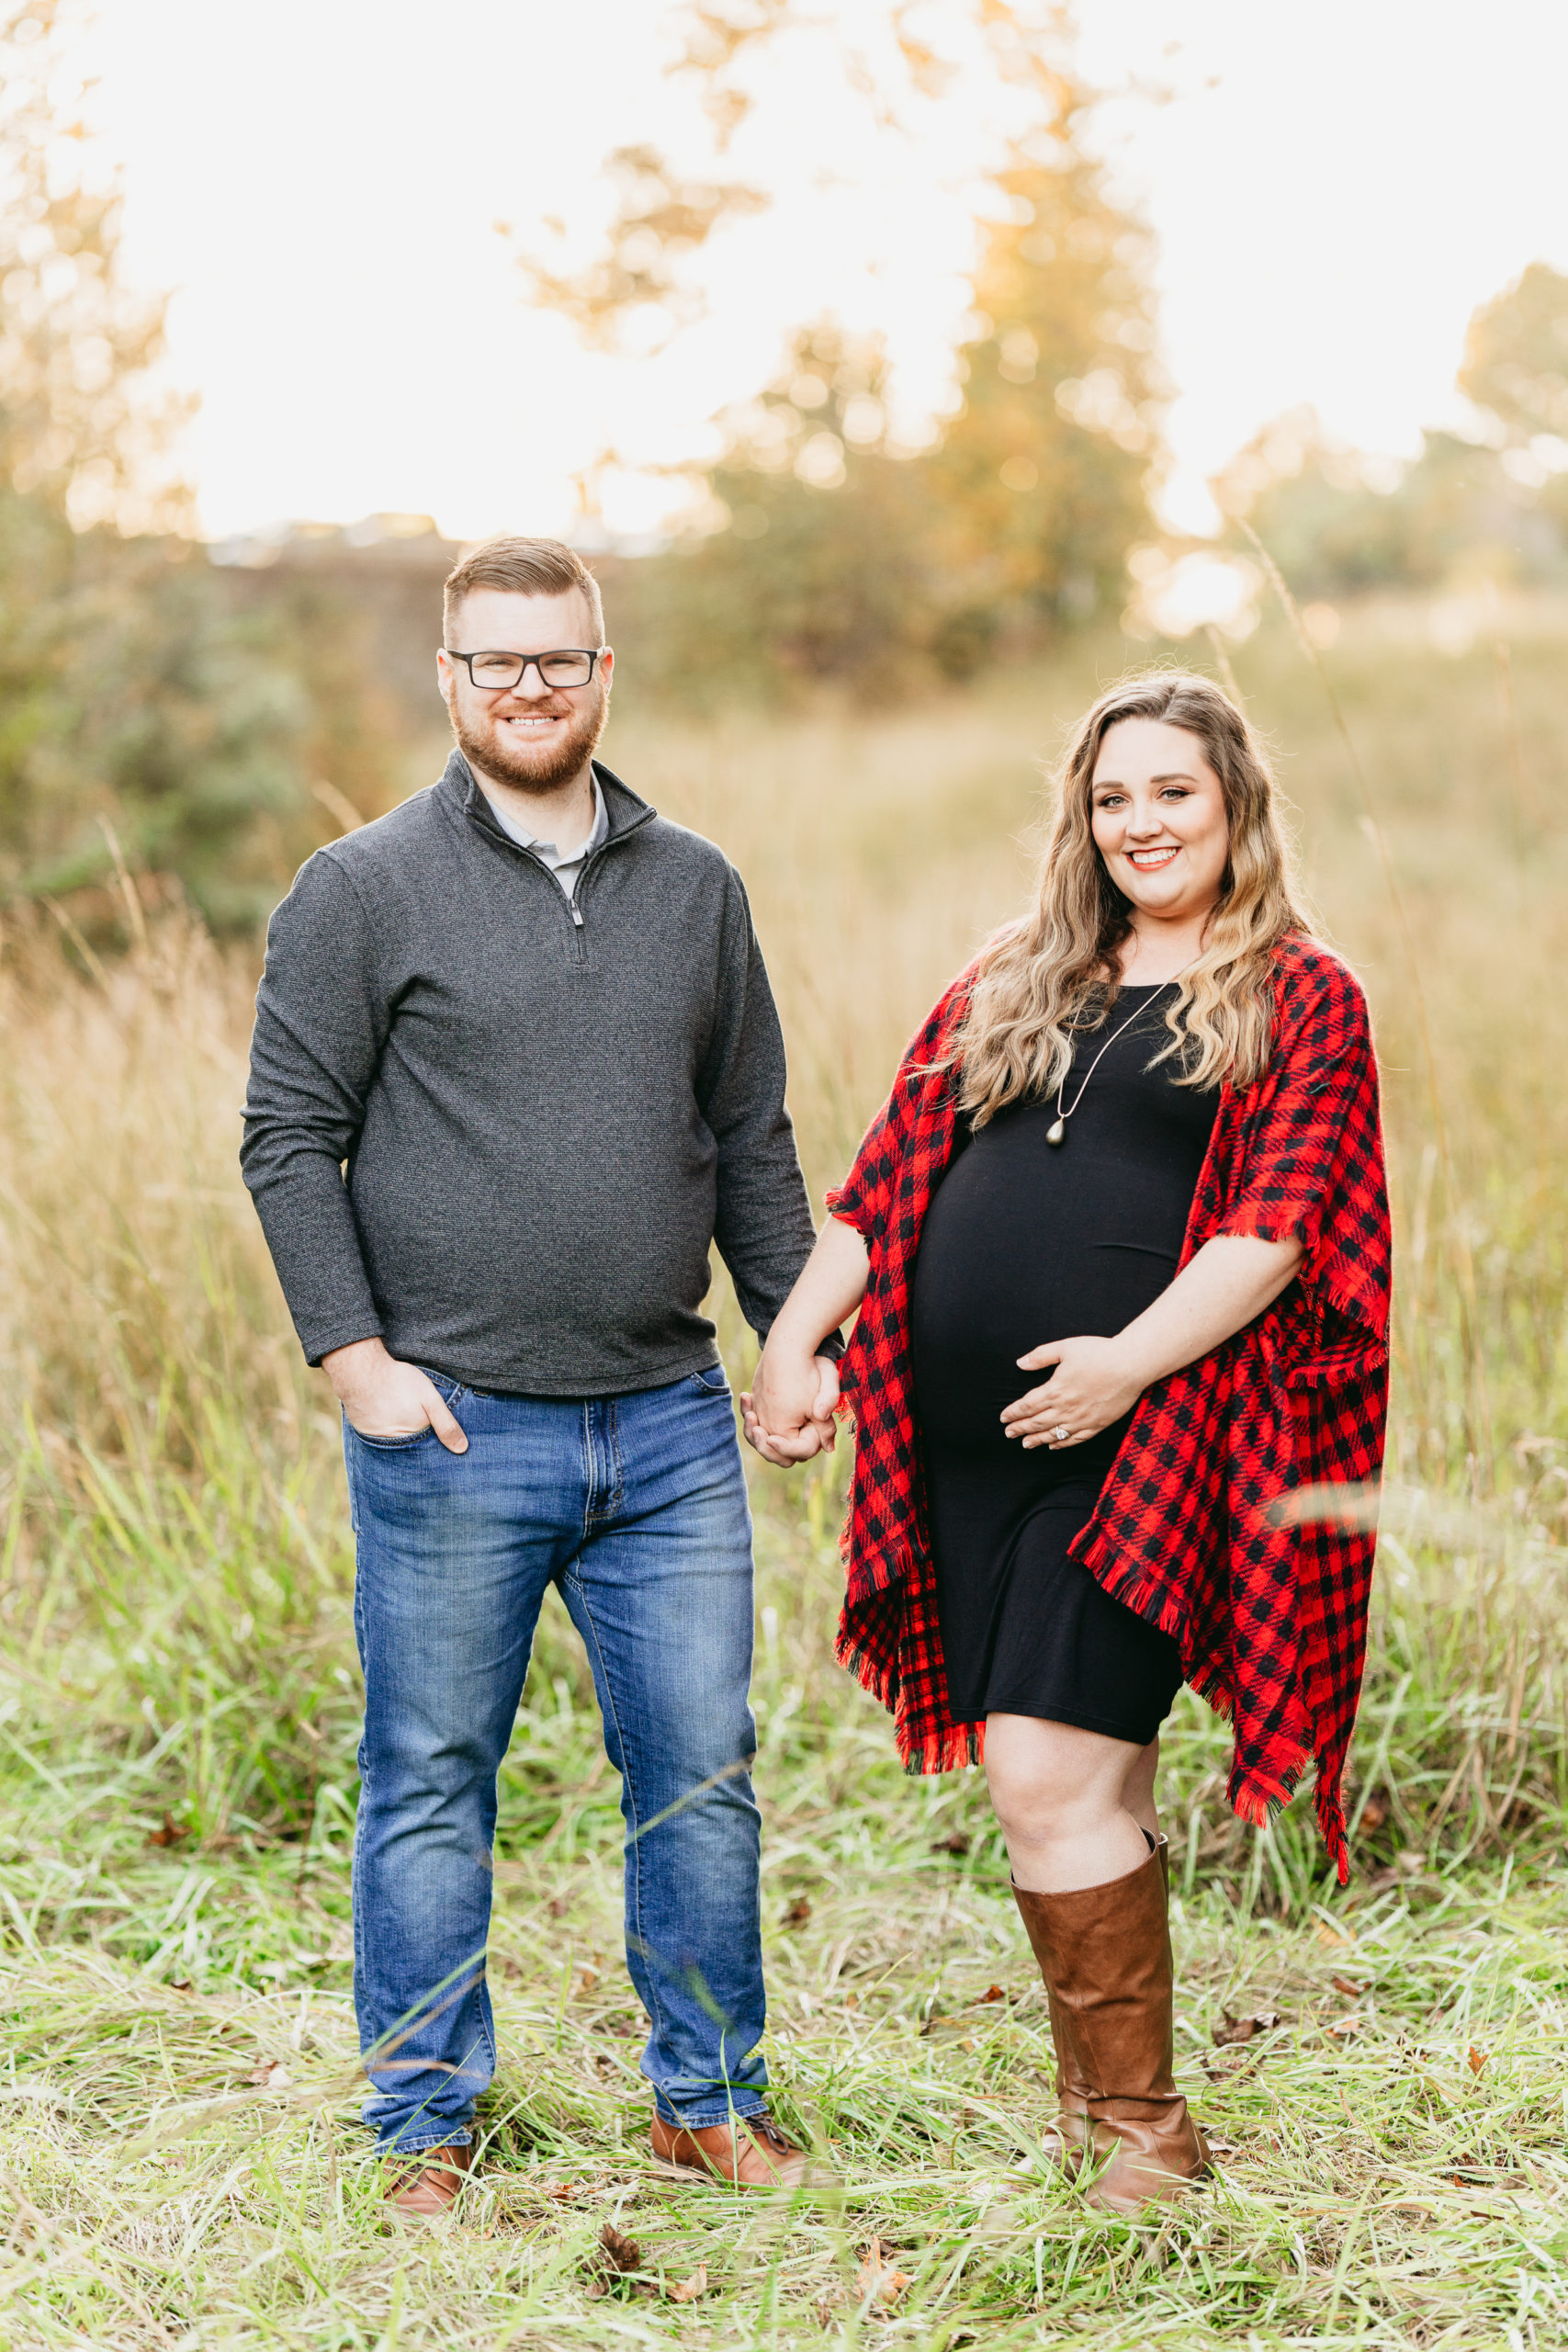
[827,934,1391,1881]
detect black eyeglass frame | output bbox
[444,647,606,691]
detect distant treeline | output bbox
[1215,264,1568,601]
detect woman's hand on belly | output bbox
[1000,1232,1306,1449]
[1000,1335,1144,1451]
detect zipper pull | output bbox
[570,904,584,927]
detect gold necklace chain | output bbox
[1046,980,1179,1147]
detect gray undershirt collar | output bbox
[481,775,607,897]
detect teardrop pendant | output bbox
[1046,1116,1066,1147]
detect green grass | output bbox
[2,1710,1567,2346]
[2,591,1567,2342]
[0,1433,1564,2346]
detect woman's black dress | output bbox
[909,985,1219,1747]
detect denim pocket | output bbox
[349,1425,431,1451]
[690,1363,731,1396]
[418,1367,470,1411]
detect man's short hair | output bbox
[443,537,605,646]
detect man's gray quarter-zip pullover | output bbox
[241,751,824,1396]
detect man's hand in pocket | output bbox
[322,1338,468,1454]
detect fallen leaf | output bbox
[249,2060,293,2092]
[1326,2014,1364,2040]
[931,1832,972,1857]
[1205,2135,1239,2158]
[547,2183,577,2203]
[781,1895,813,1928]
[1331,1975,1365,1999]
[1467,2045,1489,2075]
[1314,1919,1354,1948]
[147,1813,187,1849]
[856,2238,912,2307]
[168,1980,193,1995]
[1213,2009,1281,2047]
[666,2263,707,2303]
[979,1984,1008,2004]
[1359,1795,1388,1831]
[598,2223,641,2276]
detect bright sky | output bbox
[75,0,1568,544]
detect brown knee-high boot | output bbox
[1013,1835,1207,2212]
[1013,1838,1170,2176]
[1015,1883,1090,2170]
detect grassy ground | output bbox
[0,594,1565,2344]
[5,1758,1568,2346]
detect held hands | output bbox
[739,1347,840,1468]
[1001,1334,1145,1451]
[322,1336,468,1455]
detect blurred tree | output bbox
[0,0,400,933]
[505,143,766,357]
[1214,400,1568,606]
[621,324,942,694]
[917,128,1164,663]
[665,1,808,143]
[1460,263,1568,448]
[631,130,1163,700]
[0,511,409,932]
[574,8,1164,697]
[0,0,188,531]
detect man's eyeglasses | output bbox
[445,648,604,692]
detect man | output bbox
[242,537,835,2217]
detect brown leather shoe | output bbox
[650,2111,815,2188]
[1013,1835,1208,2214]
[1013,1836,1169,2177]
[382,2141,473,2220]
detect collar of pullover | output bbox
[440,749,657,854]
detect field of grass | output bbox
[0,594,1565,2345]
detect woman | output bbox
[743,670,1391,2214]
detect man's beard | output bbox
[451,682,609,797]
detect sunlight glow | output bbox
[70,0,1568,544]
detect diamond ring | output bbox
[1051,1423,1071,1442]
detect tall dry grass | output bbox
[0,912,355,1832]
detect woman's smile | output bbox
[1089,716,1232,937]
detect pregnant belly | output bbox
[910,1230,1179,1448]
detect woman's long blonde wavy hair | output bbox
[954,670,1317,1126]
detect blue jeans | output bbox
[344,1365,767,2154]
